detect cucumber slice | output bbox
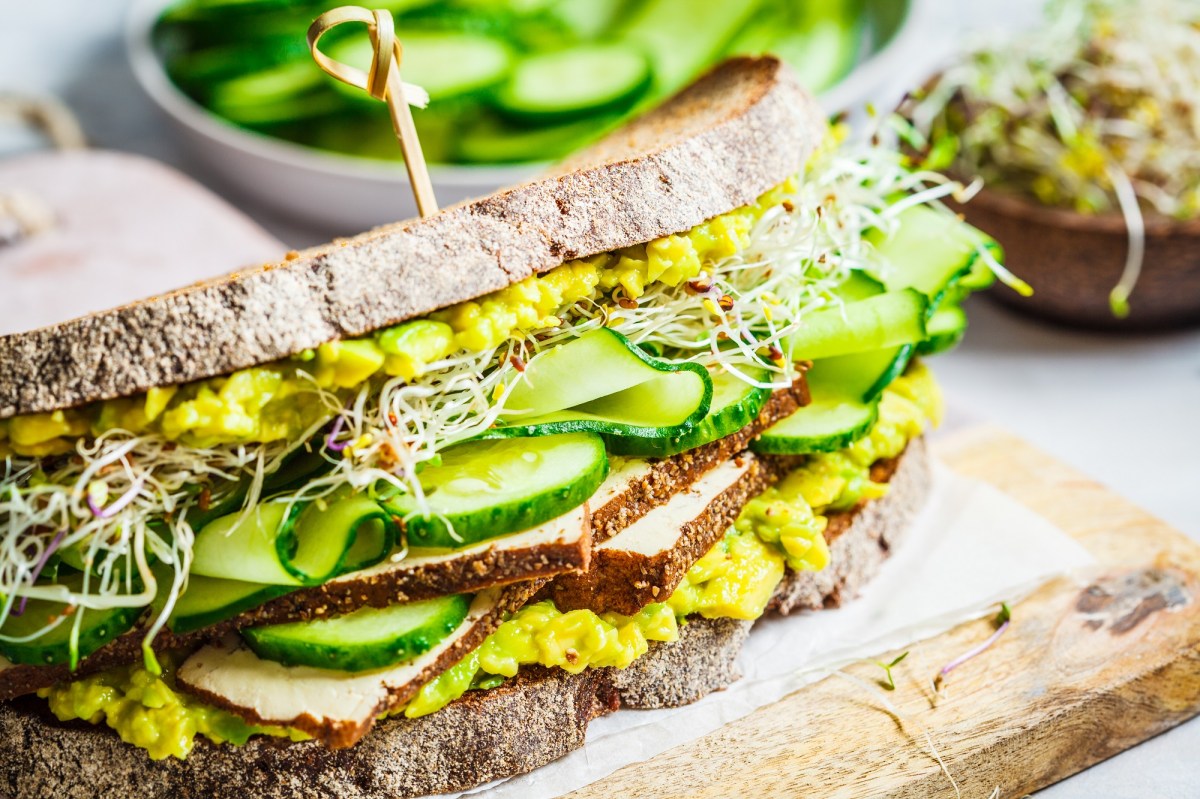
[810,345,915,404]
[751,345,912,456]
[208,61,334,125]
[164,36,310,91]
[753,397,879,455]
[552,0,625,38]
[167,574,294,635]
[918,306,968,356]
[833,271,887,302]
[493,329,712,439]
[495,44,651,123]
[456,114,611,164]
[326,31,512,103]
[621,0,763,92]
[0,578,140,667]
[867,206,998,311]
[241,594,470,672]
[789,290,928,361]
[387,433,607,547]
[191,495,398,586]
[605,368,772,457]
[773,18,863,93]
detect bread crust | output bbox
[0,438,930,799]
[0,666,618,799]
[0,57,822,418]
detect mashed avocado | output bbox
[404,600,679,718]
[734,361,940,572]
[0,182,791,458]
[667,529,785,620]
[37,654,305,760]
[32,361,940,756]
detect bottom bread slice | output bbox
[0,438,930,799]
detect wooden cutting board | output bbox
[0,150,285,335]
[568,426,1200,798]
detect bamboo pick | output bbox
[307,6,439,218]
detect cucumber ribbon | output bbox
[488,328,713,439]
[190,493,399,587]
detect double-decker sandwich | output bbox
[0,57,1007,798]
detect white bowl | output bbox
[126,0,923,231]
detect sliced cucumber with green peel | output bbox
[789,290,928,362]
[208,61,333,125]
[918,306,968,356]
[496,44,651,123]
[456,114,613,163]
[810,344,914,404]
[753,396,878,455]
[832,270,887,302]
[606,368,772,457]
[191,494,398,586]
[492,328,712,439]
[867,206,998,311]
[621,0,763,92]
[242,594,470,672]
[751,344,911,455]
[388,433,606,547]
[0,578,140,667]
[327,31,512,103]
[774,18,863,94]
[167,574,294,635]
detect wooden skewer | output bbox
[308,6,439,218]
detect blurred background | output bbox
[1,2,1197,795]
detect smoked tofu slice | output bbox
[547,454,797,616]
[177,586,532,749]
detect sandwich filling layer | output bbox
[35,365,939,758]
[0,121,995,675]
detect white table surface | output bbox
[3,1,1197,796]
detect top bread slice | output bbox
[0,57,824,418]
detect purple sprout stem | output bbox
[87,476,146,519]
[11,529,67,618]
[325,412,349,452]
[938,620,1011,681]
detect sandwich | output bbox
[0,57,1005,799]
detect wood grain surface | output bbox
[566,426,1200,798]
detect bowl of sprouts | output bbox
[899,0,1200,330]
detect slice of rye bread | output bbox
[0,438,930,799]
[0,378,807,702]
[0,57,823,418]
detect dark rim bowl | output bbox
[953,186,1200,332]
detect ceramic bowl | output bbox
[126,0,923,231]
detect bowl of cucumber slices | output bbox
[128,0,921,230]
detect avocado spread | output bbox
[32,361,940,756]
[37,653,305,760]
[0,182,792,458]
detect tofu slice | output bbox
[589,379,809,544]
[547,453,796,616]
[177,584,535,749]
